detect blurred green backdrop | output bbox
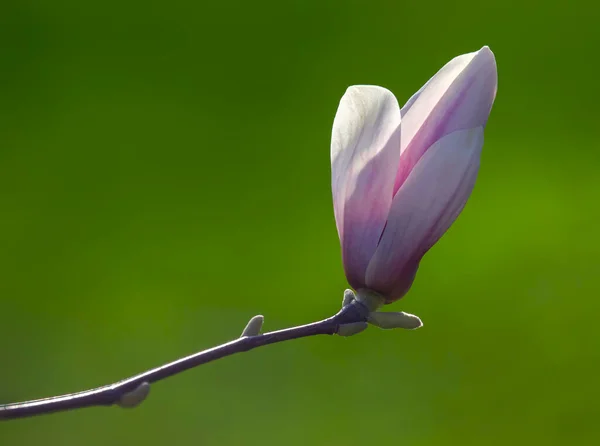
[1,0,599,444]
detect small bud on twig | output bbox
[342,289,355,307]
[337,322,368,337]
[240,315,264,337]
[368,311,423,330]
[117,382,150,409]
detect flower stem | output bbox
[0,300,370,420]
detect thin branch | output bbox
[0,300,370,420]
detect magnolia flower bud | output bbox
[331,46,497,303]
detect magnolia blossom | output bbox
[331,46,497,304]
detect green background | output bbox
[1,1,598,444]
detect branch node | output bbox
[117,382,150,409]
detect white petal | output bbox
[331,85,401,288]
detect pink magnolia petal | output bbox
[365,127,484,301]
[331,86,401,288]
[399,78,430,117]
[394,46,497,195]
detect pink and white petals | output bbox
[365,127,484,301]
[394,46,497,194]
[331,86,402,289]
[331,46,497,305]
